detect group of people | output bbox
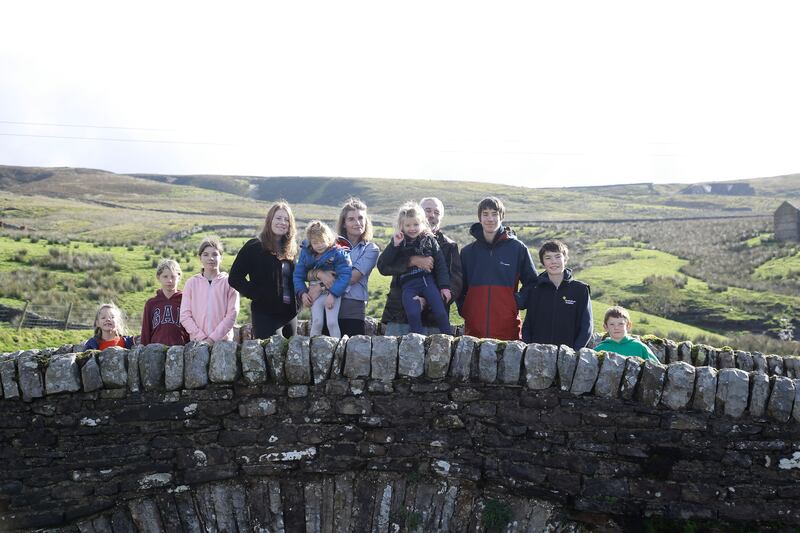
[84,195,656,362]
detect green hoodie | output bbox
[595,335,658,361]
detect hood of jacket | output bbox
[468,222,517,246]
[536,268,575,287]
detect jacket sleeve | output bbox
[140,300,152,345]
[573,286,593,350]
[515,243,538,310]
[447,242,463,303]
[293,248,310,296]
[352,242,379,279]
[180,279,206,341]
[124,336,135,349]
[84,337,99,350]
[377,240,409,276]
[456,247,470,316]
[209,282,240,342]
[432,239,450,289]
[521,290,534,343]
[228,243,258,300]
[329,250,353,297]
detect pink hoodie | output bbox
[180,272,240,342]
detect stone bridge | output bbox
[1,334,799,531]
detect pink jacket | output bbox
[180,272,240,342]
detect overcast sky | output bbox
[1,1,799,188]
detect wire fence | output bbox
[0,302,142,332]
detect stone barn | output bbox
[775,200,800,241]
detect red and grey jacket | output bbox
[457,223,537,340]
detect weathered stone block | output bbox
[331,335,348,378]
[127,345,144,392]
[240,340,266,385]
[288,385,309,398]
[18,351,44,401]
[749,372,769,418]
[784,356,800,379]
[81,355,103,392]
[286,336,311,384]
[715,368,749,418]
[425,334,452,380]
[752,352,767,373]
[570,348,599,395]
[451,336,478,381]
[498,340,524,385]
[45,354,82,394]
[336,396,372,415]
[620,357,643,401]
[645,341,666,364]
[595,352,625,398]
[766,355,784,376]
[767,376,796,422]
[694,345,710,367]
[98,348,128,388]
[478,340,499,383]
[371,336,398,383]
[184,342,210,389]
[165,345,185,390]
[636,359,667,407]
[677,341,693,363]
[735,351,754,372]
[397,333,424,378]
[209,341,238,383]
[793,379,800,423]
[310,336,337,384]
[557,345,577,391]
[139,344,167,391]
[524,343,558,390]
[718,350,735,369]
[692,366,718,413]
[661,362,695,410]
[344,335,371,379]
[264,335,287,383]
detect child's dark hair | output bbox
[93,302,127,340]
[538,240,569,265]
[477,196,505,220]
[197,236,224,256]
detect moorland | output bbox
[1,164,799,354]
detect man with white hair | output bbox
[379,197,463,335]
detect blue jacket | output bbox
[293,237,353,298]
[457,223,537,340]
[521,269,593,350]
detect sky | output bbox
[1,1,800,188]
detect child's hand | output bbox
[440,288,451,303]
[325,293,336,309]
[302,293,313,307]
[392,232,404,246]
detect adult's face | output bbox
[421,199,443,232]
[344,209,366,242]
[271,209,290,237]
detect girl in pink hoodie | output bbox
[180,236,240,344]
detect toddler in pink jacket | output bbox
[180,237,240,343]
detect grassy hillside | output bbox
[1,164,800,353]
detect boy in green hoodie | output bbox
[594,306,658,361]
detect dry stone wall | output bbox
[1,334,800,531]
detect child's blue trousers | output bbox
[400,274,452,335]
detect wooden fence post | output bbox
[17,301,30,332]
[64,302,73,331]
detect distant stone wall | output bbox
[1,335,800,531]
[775,201,800,242]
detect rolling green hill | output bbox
[1,164,799,353]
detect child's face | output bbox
[604,316,630,341]
[200,246,222,272]
[96,308,119,334]
[542,251,567,276]
[271,209,290,237]
[402,217,422,239]
[310,237,329,254]
[158,269,180,294]
[480,209,501,235]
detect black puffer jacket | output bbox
[521,269,592,350]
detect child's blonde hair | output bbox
[156,259,182,278]
[395,202,431,236]
[198,236,224,256]
[603,306,632,327]
[305,220,336,248]
[93,302,127,340]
